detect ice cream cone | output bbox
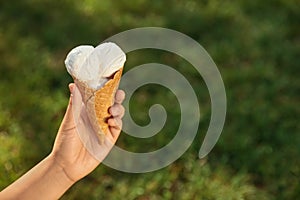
[74,67,123,143]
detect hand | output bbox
[50,83,125,182]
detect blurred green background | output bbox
[0,0,299,199]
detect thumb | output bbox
[60,83,77,131]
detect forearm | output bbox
[0,155,74,200]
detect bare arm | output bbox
[0,155,74,200]
[0,83,125,200]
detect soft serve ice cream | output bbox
[65,42,126,143]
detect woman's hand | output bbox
[50,83,125,182]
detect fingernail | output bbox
[69,83,74,94]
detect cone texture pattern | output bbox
[74,67,123,143]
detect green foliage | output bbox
[0,0,299,199]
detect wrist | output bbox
[46,154,77,185]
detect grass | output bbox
[0,0,299,199]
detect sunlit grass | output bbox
[0,0,299,199]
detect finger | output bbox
[107,117,122,140]
[109,104,125,117]
[60,83,76,131]
[108,117,122,129]
[109,126,122,139]
[114,90,125,104]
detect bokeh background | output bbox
[0,0,299,199]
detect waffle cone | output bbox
[74,67,123,143]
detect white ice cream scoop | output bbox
[65,42,126,90]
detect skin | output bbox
[0,83,125,200]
